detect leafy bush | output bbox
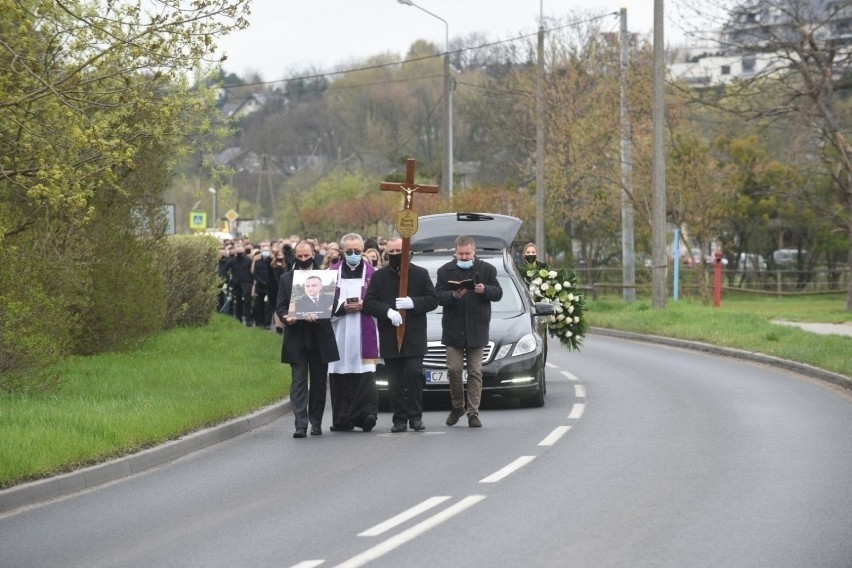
[154,235,219,328]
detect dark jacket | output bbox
[275,269,339,365]
[435,258,502,348]
[224,253,253,295]
[363,263,438,358]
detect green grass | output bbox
[587,295,851,378]
[1,296,850,489]
[0,315,287,488]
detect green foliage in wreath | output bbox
[521,264,588,351]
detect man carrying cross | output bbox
[363,236,437,432]
[362,158,439,432]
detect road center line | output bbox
[538,426,571,446]
[574,384,587,398]
[334,496,486,568]
[291,561,324,568]
[479,456,536,483]
[568,403,585,420]
[357,496,451,537]
[560,370,580,382]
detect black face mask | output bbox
[386,253,402,269]
[524,255,537,264]
[296,257,314,269]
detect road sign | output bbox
[189,211,207,230]
[225,209,239,223]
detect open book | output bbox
[447,278,475,291]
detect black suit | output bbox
[294,293,335,319]
[276,269,340,432]
[363,263,438,426]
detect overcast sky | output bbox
[215,0,690,82]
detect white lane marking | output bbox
[568,403,585,420]
[291,561,324,568]
[358,496,452,537]
[538,426,571,446]
[546,362,559,369]
[479,456,536,483]
[574,384,586,398]
[561,370,580,382]
[334,496,486,568]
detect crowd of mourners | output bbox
[217,234,389,333]
[216,232,540,437]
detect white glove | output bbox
[387,309,403,327]
[395,296,414,310]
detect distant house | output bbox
[218,93,281,120]
[669,52,779,86]
[722,0,852,47]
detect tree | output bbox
[680,0,852,308]
[0,0,249,373]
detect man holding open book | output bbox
[435,235,502,428]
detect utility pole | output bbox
[619,8,636,303]
[535,9,546,263]
[651,0,668,308]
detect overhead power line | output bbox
[219,12,618,90]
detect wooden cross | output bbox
[380,158,440,349]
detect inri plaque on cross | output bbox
[380,158,440,349]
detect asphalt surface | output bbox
[1,324,849,516]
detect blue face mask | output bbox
[261,250,270,258]
[456,259,474,270]
[345,252,362,267]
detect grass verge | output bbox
[0,315,287,488]
[587,294,851,378]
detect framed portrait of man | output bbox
[290,270,338,320]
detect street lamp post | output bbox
[397,0,453,202]
[208,187,218,230]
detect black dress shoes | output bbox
[391,422,408,433]
[362,415,377,432]
[293,428,307,439]
[330,424,354,432]
[310,425,322,436]
[410,419,425,431]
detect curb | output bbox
[590,327,852,391]
[0,399,291,516]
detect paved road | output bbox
[1,335,850,567]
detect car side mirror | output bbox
[534,302,555,316]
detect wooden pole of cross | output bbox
[380,158,440,350]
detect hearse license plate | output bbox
[425,370,467,384]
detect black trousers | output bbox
[290,348,328,430]
[384,356,425,426]
[329,372,378,429]
[232,282,252,324]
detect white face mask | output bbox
[456,259,474,270]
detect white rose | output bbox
[563,281,571,288]
[567,293,575,301]
[548,270,557,278]
[573,316,580,323]
[568,305,574,314]
[549,315,557,323]
[554,283,562,291]
[557,314,565,320]
[566,330,573,337]
[533,277,542,285]
[541,283,549,291]
[556,305,563,313]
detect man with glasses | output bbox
[363,237,438,432]
[327,233,380,433]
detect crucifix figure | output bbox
[380,158,440,348]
